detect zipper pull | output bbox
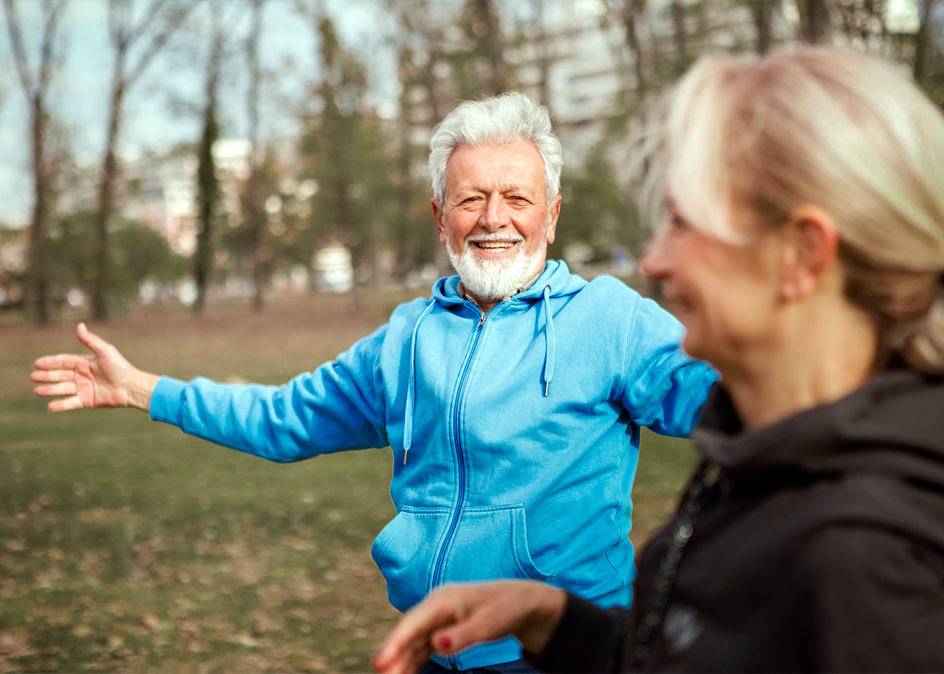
[478,312,486,329]
[403,449,408,465]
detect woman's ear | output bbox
[779,204,841,302]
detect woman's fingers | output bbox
[372,636,432,674]
[429,602,509,655]
[374,600,456,673]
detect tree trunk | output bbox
[671,0,688,63]
[192,103,219,315]
[471,0,507,95]
[91,73,125,322]
[621,0,648,95]
[246,0,265,311]
[193,5,225,315]
[797,0,832,44]
[914,0,935,87]
[751,0,774,55]
[27,93,50,323]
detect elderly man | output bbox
[32,93,716,672]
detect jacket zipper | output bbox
[430,306,488,668]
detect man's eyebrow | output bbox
[453,182,534,196]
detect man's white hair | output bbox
[428,92,563,205]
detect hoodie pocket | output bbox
[444,505,556,586]
[371,504,556,614]
[371,506,450,613]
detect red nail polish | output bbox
[437,635,452,650]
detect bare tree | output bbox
[193,0,245,315]
[469,0,508,95]
[749,0,776,54]
[3,0,66,324]
[797,0,832,43]
[389,0,450,276]
[619,0,649,95]
[89,0,191,322]
[914,0,937,87]
[243,0,267,311]
[529,0,552,107]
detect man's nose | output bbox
[480,194,508,232]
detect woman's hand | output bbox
[372,581,566,674]
[31,323,159,412]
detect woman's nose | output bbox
[640,229,671,280]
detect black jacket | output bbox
[530,371,944,672]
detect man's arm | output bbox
[620,295,718,436]
[31,323,159,412]
[32,323,390,461]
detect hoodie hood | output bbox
[693,370,944,491]
[403,260,587,460]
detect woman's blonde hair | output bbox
[665,47,944,373]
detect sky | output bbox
[0,0,399,227]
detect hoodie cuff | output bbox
[149,376,187,424]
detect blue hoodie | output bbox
[149,260,717,669]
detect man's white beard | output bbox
[447,230,546,301]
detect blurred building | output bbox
[57,139,251,257]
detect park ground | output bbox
[0,291,696,673]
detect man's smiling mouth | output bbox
[473,240,518,251]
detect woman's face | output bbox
[640,199,785,371]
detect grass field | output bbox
[0,291,697,673]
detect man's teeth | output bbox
[475,241,516,249]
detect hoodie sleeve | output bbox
[619,294,718,437]
[148,325,389,462]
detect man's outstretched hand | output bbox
[31,323,160,413]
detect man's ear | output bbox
[432,199,447,245]
[546,195,562,244]
[779,203,841,303]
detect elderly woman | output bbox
[373,46,944,673]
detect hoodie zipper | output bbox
[430,305,489,668]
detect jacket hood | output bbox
[693,370,944,491]
[430,259,587,307]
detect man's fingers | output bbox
[47,396,85,412]
[30,369,76,384]
[34,382,77,398]
[33,354,88,371]
[76,322,113,358]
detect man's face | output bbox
[432,142,561,302]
